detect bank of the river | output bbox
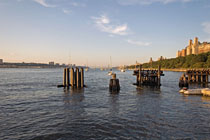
[128,68,210,72]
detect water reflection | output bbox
[108,94,119,115]
[136,86,161,94]
[201,96,210,108]
[189,83,209,88]
[63,89,85,104]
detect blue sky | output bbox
[0,0,210,66]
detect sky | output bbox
[0,0,210,67]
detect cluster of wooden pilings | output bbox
[58,67,84,89]
[133,65,164,87]
[186,69,209,83]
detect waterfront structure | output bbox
[176,37,210,57]
[49,61,54,66]
[57,67,85,89]
[133,65,164,87]
[149,57,153,63]
[158,56,166,61]
[0,59,3,64]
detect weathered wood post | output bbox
[109,73,120,93]
[81,68,84,88]
[196,71,199,82]
[63,68,66,87]
[66,68,70,88]
[76,68,81,88]
[70,68,74,88]
[74,68,77,87]
[138,65,142,86]
[157,65,161,87]
[192,71,195,83]
[201,71,203,83]
[188,74,191,82]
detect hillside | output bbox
[129,52,210,69]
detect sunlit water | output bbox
[1,68,210,140]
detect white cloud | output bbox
[70,2,86,7]
[62,9,71,14]
[117,0,192,5]
[33,0,55,8]
[127,39,151,46]
[202,22,210,34]
[92,15,129,36]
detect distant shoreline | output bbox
[0,65,64,69]
[161,68,210,72]
[128,68,210,72]
[0,62,71,69]
[162,69,187,72]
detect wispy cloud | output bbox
[117,0,192,5]
[127,39,151,46]
[202,22,210,34]
[62,9,71,14]
[92,15,129,36]
[70,2,86,7]
[33,0,55,8]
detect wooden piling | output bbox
[181,69,210,86]
[196,71,199,82]
[109,73,120,93]
[201,72,203,83]
[74,68,77,87]
[188,74,191,82]
[133,65,164,87]
[63,68,66,87]
[70,68,74,87]
[76,68,81,88]
[138,65,142,86]
[81,68,84,88]
[157,65,161,87]
[58,67,85,89]
[66,68,70,88]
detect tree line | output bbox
[128,52,210,69]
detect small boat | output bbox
[183,89,203,95]
[108,70,113,75]
[120,65,126,72]
[120,69,125,72]
[85,67,89,71]
[201,88,210,96]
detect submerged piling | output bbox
[63,68,66,87]
[76,68,81,88]
[66,68,70,88]
[58,67,85,89]
[185,69,210,84]
[81,68,84,88]
[157,65,161,87]
[70,68,74,87]
[133,65,164,87]
[109,73,120,93]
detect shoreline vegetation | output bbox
[127,52,210,71]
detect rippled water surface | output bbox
[1,68,210,140]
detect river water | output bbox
[1,68,210,140]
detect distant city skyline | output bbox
[0,0,210,66]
